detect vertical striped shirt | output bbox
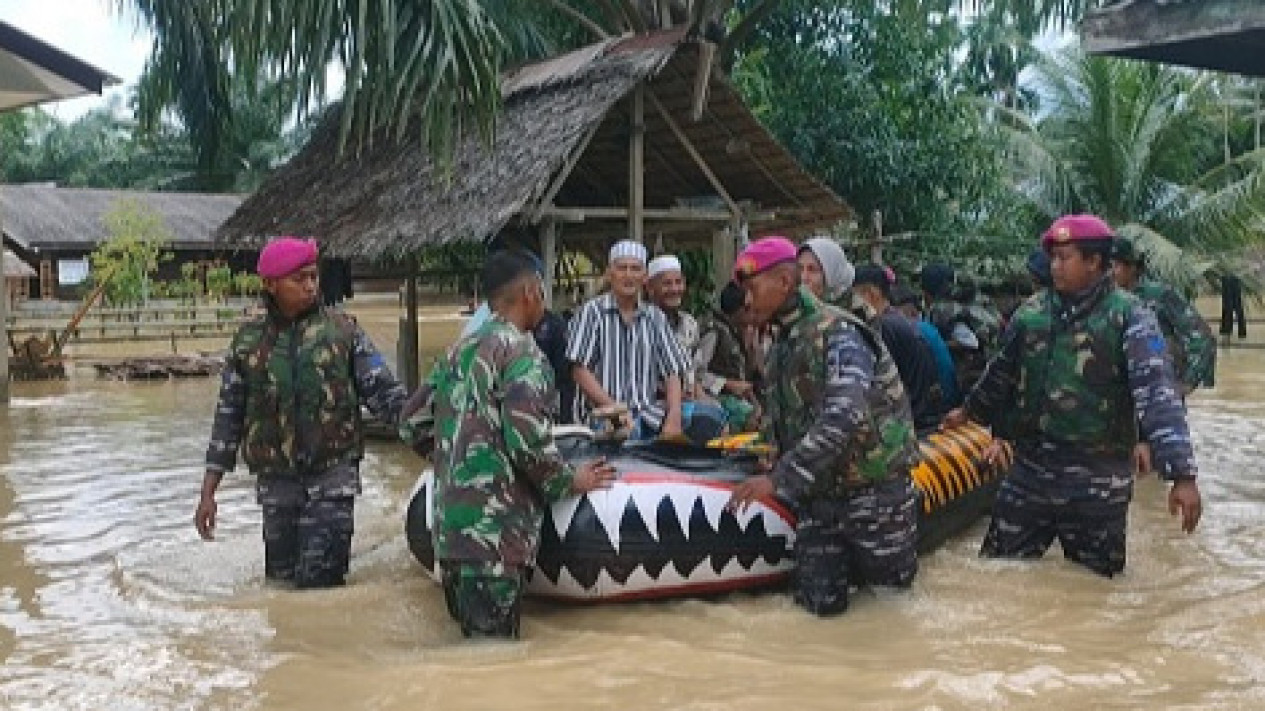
[565,293,690,429]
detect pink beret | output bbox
[1041,214,1115,249]
[257,237,319,278]
[734,237,798,280]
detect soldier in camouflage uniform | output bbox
[920,263,990,392]
[945,215,1202,577]
[728,238,921,617]
[695,281,760,431]
[197,237,407,589]
[1112,239,1216,394]
[399,252,615,638]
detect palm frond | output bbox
[1117,222,1215,296]
[118,0,506,163]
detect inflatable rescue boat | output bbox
[405,423,1011,602]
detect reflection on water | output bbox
[0,351,1263,710]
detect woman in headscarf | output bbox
[797,236,855,305]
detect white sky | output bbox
[0,0,151,119]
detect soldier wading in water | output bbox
[197,237,408,588]
[400,251,615,638]
[945,214,1202,576]
[727,237,921,617]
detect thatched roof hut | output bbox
[1,184,247,300]
[2,184,243,253]
[1083,0,1265,77]
[217,30,850,262]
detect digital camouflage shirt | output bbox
[399,316,575,568]
[695,309,751,397]
[204,301,406,500]
[1131,279,1216,389]
[964,275,1196,480]
[762,287,919,502]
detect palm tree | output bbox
[1003,49,1265,294]
[115,1,1106,173]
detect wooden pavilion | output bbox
[216,29,851,387]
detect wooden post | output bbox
[1,244,8,404]
[399,266,420,391]
[714,214,745,293]
[542,218,558,309]
[870,210,884,265]
[629,84,646,244]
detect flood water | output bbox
[1,349,1264,710]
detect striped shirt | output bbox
[565,293,690,429]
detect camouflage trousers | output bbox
[440,561,525,639]
[793,476,919,617]
[261,497,355,589]
[981,452,1132,577]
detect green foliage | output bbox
[678,249,715,316]
[418,242,488,295]
[0,82,307,192]
[734,0,1030,268]
[89,199,174,307]
[1004,50,1265,292]
[119,0,506,169]
[205,266,234,300]
[233,272,263,297]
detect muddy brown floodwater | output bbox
[1,349,1264,710]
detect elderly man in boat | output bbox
[567,240,717,442]
[728,237,921,616]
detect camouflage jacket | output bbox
[399,316,575,567]
[1132,279,1216,389]
[763,287,919,502]
[695,310,750,396]
[927,297,970,343]
[964,276,1197,479]
[966,293,1003,352]
[205,301,405,481]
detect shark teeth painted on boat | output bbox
[405,471,796,601]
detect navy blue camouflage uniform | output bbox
[763,288,921,615]
[963,275,1197,576]
[205,301,407,587]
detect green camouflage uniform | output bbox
[964,275,1197,576]
[762,287,920,616]
[928,296,994,393]
[696,309,757,429]
[205,300,406,587]
[1131,279,1216,389]
[400,315,575,637]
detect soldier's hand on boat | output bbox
[941,408,969,430]
[573,458,617,494]
[1169,479,1202,534]
[727,475,774,514]
[983,438,1008,468]
[1132,443,1152,476]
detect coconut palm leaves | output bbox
[1005,50,1265,289]
[118,0,506,166]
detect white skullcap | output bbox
[648,255,683,279]
[609,239,648,265]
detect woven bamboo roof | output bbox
[217,31,850,259]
